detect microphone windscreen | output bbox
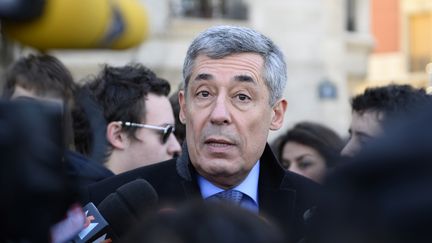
[97,179,158,237]
[116,178,159,215]
[2,0,148,50]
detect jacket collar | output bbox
[176,142,193,181]
[175,142,311,243]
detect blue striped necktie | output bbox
[209,189,243,205]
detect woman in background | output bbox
[274,122,343,183]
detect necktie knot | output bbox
[208,189,243,205]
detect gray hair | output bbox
[183,25,287,106]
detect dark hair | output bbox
[2,54,76,104]
[350,84,430,125]
[122,200,285,243]
[75,63,170,158]
[3,54,77,148]
[276,122,343,168]
[183,25,286,106]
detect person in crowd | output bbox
[310,101,432,243]
[2,53,76,146]
[81,63,181,174]
[86,25,320,243]
[2,54,113,187]
[275,121,343,183]
[121,200,286,243]
[341,84,430,157]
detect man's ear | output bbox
[106,121,128,149]
[178,90,186,124]
[270,99,288,131]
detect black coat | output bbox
[66,150,114,188]
[85,143,320,243]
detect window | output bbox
[346,0,357,32]
[409,12,432,72]
[170,0,248,20]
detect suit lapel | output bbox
[176,142,202,200]
[258,144,297,229]
[181,179,201,200]
[259,185,296,228]
[176,142,299,220]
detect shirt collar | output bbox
[198,160,260,205]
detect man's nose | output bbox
[340,138,357,157]
[167,133,182,157]
[210,96,231,125]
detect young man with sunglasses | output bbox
[83,64,181,174]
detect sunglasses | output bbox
[119,121,175,144]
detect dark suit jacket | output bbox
[85,143,320,243]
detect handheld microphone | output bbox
[73,179,159,242]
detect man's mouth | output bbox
[204,138,235,146]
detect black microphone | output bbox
[73,179,159,242]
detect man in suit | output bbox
[86,25,319,243]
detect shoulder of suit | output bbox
[126,158,178,176]
[280,170,321,192]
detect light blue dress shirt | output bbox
[198,161,260,213]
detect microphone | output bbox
[73,179,159,242]
[2,0,149,50]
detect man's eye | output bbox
[235,94,251,101]
[197,90,210,98]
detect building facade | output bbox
[364,0,432,93]
[48,0,372,138]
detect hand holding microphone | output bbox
[73,178,159,242]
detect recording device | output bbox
[1,0,149,50]
[73,202,112,243]
[0,98,79,242]
[74,179,159,242]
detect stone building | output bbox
[2,0,374,139]
[364,0,432,93]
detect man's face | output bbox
[121,94,181,173]
[179,53,287,188]
[341,110,383,157]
